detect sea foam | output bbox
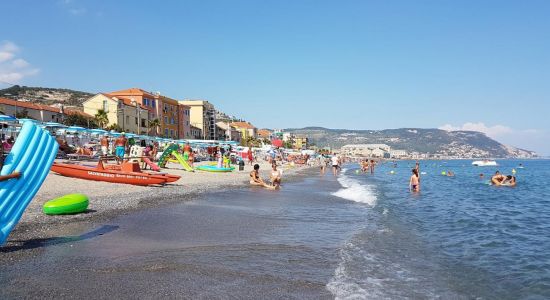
[332,169,377,207]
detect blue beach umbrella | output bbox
[66,126,87,132]
[0,115,16,122]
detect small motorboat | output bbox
[472,160,498,167]
[51,159,180,186]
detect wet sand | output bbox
[0,169,356,299]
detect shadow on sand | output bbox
[0,224,119,253]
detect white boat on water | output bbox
[472,160,498,167]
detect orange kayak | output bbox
[51,161,180,186]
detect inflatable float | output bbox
[0,122,58,245]
[172,152,194,172]
[43,193,89,215]
[196,165,235,173]
[157,144,179,168]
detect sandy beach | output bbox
[5,160,315,251]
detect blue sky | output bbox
[0,0,549,154]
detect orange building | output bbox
[157,95,179,139]
[109,88,183,138]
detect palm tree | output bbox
[94,109,109,129]
[148,118,160,137]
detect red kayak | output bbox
[51,160,180,186]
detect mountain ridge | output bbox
[284,127,536,158]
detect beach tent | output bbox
[272,139,283,148]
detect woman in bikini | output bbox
[409,168,420,192]
[270,163,282,189]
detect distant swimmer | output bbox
[447,171,455,177]
[409,168,420,192]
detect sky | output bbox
[0,0,549,155]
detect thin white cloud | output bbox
[439,122,515,138]
[0,41,40,84]
[439,122,548,154]
[69,8,87,15]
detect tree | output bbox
[106,123,122,132]
[64,113,96,128]
[15,109,29,119]
[148,118,160,137]
[94,109,109,129]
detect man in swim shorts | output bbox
[100,135,110,156]
[114,133,128,163]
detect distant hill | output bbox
[0,85,93,108]
[285,127,536,158]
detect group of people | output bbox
[249,163,282,189]
[491,171,517,187]
[359,159,376,174]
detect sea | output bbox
[1,160,549,299]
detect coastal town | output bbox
[0,86,536,160]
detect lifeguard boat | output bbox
[51,159,180,186]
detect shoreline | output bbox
[2,160,317,258]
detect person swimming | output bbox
[491,171,506,185]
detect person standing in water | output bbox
[409,168,420,192]
[331,154,340,176]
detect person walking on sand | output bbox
[409,168,420,192]
[331,154,340,176]
[114,133,128,163]
[247,148,254,166]
[100,135,110,156]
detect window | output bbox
[103,100,109,112]
[186,121,189,126]
[164,104,168,112]
[164,116,168,124]
[171,118,175,124]
[126,115,129,125]
[152,100,155,107]
[170,129,174,137]
[164,128,169,136]
[141,119,146,128]
[135,117,138,125]
[143,98,148,106]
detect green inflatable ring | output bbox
[43,193,89,215]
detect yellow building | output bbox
[230,122,257,140]
[179,100,217,140]
[83,93,150,134]
[293,135,309,150]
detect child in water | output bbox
[409,168,420,192]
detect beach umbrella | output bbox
[66,126,87,132]
[0,115,16,122]
[272,139,283,148]
[17,118,37,123]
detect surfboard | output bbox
[0,122,58,244]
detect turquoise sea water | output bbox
[329,159,550,299]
